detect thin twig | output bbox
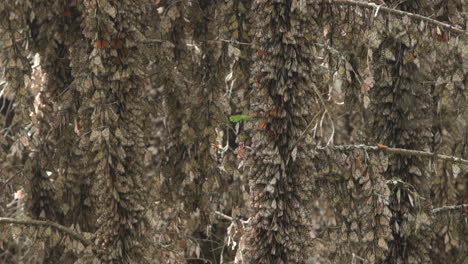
[217,39,252,46]
[0,217,91,247]
[323,0,467,35]
[289,110,319,152]
[141,38,165,43]
[432,204,467,214]
[213,211,235,221]
[213,211,248,224]
[319,144,468,166]
[312,82,334,147]
[141,38,252,45]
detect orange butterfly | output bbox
[94,40,109,48]
[63,8,72,18]
[111,40,123,49]
[14,189,24,200]
[257,121,267,129]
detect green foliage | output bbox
[229,114,250,123]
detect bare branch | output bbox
[0,217,91,247]
[213,211,249,224]
[381,146,468,165]
[214,211,234,221]
[323,0,467,35]
[289,111,322,153]
[432,204,467,214]
[216,39,252,46]
[320,144,468,166]
[140,38,165,44]
[141,39,252,46]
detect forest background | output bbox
[0,0,466,263]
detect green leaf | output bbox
[229,114,250,123]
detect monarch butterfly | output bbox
[432,28,448,41]
[74,118,81,135]
[14,189,24,200]
[63,8,72,18]
[94,40,109,48]
[111,40,123,49]
[211,143,221,149]
[268,109,281,117]
[257,121,267,129]
[234,144,247,160]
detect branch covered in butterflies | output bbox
[319,144,468,166]
[0,217,91,247]
[322,0,467,35]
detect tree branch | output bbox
[0,217,92,247]
[141,38,252,46]
[320,144,468,166]
[432,204,467,214]
[323,0,467,35]
[213,211,249,224]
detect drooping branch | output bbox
[320,144,468,165]
[247,1,318,262]
[78,0,149,261]
[0,217,91,246]
[323,0,467,35]
[432,204,467,215]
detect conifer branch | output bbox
[0,217,91,246]
[323,0,467,35]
